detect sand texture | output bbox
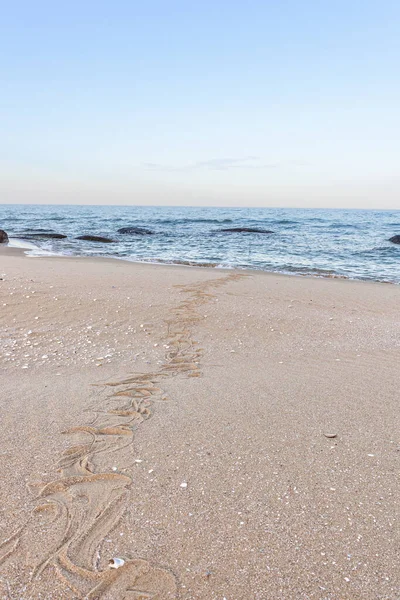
[0,248,399,599]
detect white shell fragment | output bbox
[109,557,125,569]
[180,482,188,489]
[323,433,337,438]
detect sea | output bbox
[1,204,399,284]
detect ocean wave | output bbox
[8,238,41,250]
[327,223,358,229]
[270,219,298,225]
[126,257,220,268]
[151,218,233,225]
[354,245,400,256]
[16,216,69,222]
[278,264,348,278]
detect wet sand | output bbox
[0,247,399,599]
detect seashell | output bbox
[180,482,188,489]
[109,557,125,569]
[323,433,337,438]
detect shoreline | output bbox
[1,242,397,287]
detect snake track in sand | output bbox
[0,273,245,599]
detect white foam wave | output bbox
[8,237,66,257]
[8,237,40,250]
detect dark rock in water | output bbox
[22,228,55,233]
[0,229,9,243]
[22,233,67,240]
[76,235,116,243]
[117,227,154,235]
[219,227,275,234]
[389,235,400,244]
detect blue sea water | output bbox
[1,204,399,283]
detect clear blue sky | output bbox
[1,1,399,208]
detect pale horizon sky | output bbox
[1,1,400,209]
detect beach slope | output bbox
[0,249,399,599]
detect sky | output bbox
[1,1,400,209]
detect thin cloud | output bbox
[142,156,281,172]
[194,156,260,170]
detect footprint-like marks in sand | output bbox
[0,273,245,598]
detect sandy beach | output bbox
[0,247,399,600]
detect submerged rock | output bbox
[117,227,154,235]
[0,229,9,243]
[389,235,400,244]
[21,228,56,233]
[21,233,67,239]
[76,235,116,243]
[219,227,275,234]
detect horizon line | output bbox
[0,203,399,212]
